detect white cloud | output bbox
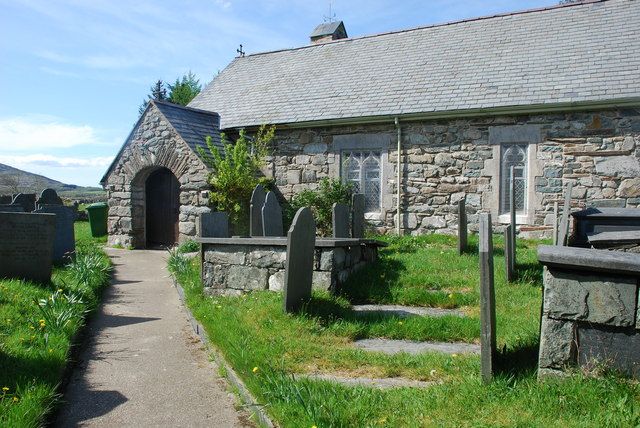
[0,117,106,151]
[0,154,113,169]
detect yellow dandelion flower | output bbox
[29,326,35,330]
[2,387,9,392]
[430,369,437,376]
[49,349,53,353]
[312,425,318,428]
[57,289,63,292]
[12,397,18,402]
[216,305,222,309]
[397,321,403,325]
[452,354,458,358]
[448,293,454,299]
[252,367,259,373]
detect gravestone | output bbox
[557,182,574,246]
[351,194,365,239]
[199,212,230,238]
[479,213,496,383]
[509,166,516,273]
[283,207,316,312]
[332,203,350,238]
[504,224,514,282]
[0,212,56,282]
[250,185,266,237]
[458,197,467,255]
[11,193,36,212]
[0,204,24,212]
[34,205,76,262]
[262,191,283,237]
[0,195,12,204]
[37,188,63,208]
[552,202,559,245]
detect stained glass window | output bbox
[500,144,527,214]
[341,151,382,212]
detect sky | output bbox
[0,0,559,187]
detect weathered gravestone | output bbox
[557,182,574,246]
[0,212,56,282]
[0,204,24,212]
[458,197,468,255]
[552,202,559,245]
[283,207,316,312]
[250,185,266,237]
[11,193,36,212]
[504,224,514,282]
[199,212,230,238]
[262,191,283,237]
[479,213,496,383]
[37,188,63,208]
[0,195,12,204]
[351,194,365,239]
[332,203,350,238]
[509,166,516,274]
[34,205,75,262]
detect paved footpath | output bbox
[56,249,252,428]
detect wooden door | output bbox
[145,168,180,247]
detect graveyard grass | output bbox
[0,221,110,427]
[171,233,640,427]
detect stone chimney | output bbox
[309,21,348,44]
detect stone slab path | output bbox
[55,249,252,428]
[354,338,480,355]
[352,304,465,318]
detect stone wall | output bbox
[103,104,211,248]
[200,239,380,295]
[255,108,640,235]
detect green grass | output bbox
[169,234,640,427]
[0,222,111,427]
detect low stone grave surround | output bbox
[537,245,640,379]
[196,237,384,295]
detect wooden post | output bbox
[479,213,496,383]
[504,224,514,282]
[458,197,467,255]
[509,166,517,274]
[557,182,574,246]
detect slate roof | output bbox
[189,0,640,130]
[310,21,346,38]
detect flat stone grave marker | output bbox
[250,184,266,237]
[283,207,316,312]
[351,193,365,239]
[332,203,350,238]
[11,193,36,212]
[479,212,496,383]
[0,212,56,282]
[262,191,283,237]
[34,205,76,262]
[0,204,24,212]
[557,182,574,246]
[37,188,63,208]
[199,212,230,238]
[351,304,465,318]
[458,197,467,255]
[354,338,480,356]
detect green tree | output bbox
[168,71,201,106]
[198,125,275,233]
[138,79,168,115]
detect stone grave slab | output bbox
[0,212,56,282]
[250,185,266,237]
[283,207,316,312]
[479,213,496,383]
[0,204,24,212]
[11,193,36,212]
[34,205,76,262]
[37,188,63,207]
[351,304,465,318]
[354,338,480,355]
[351,194,365,238]
[199,212,230,238]
[332,203,350,238]
[262,191,283,237]
[303,373,434,389]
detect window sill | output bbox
[498,213,529,225]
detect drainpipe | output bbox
[395,117,402,236]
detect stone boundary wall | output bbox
[104,104,211,248]
[537,245,640,379]
[199,238,380,295]
[253,108,640,235]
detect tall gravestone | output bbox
[283,207,316,312]
[552,202,559,245]
[557,182,574,246]
[332,203,350,238]
[199,212,230,238]
[0,204,24,212]
[250,185,266,237]
[504,224,514,282]
[458,197,468,255]
[0,212,56,282]
[11,193,36,212]
[351,193,365,239]
[37,188,63,208]
[262,191,284,237]
[33,205,75,262]
[509,166,517,274]
[479,213,496,383]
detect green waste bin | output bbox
[86,202,108,237]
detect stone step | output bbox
[351,304,465,318]
[354,338,480,355]
[302,373,434,389]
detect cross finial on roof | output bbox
[323,0,336,23]
[236,44,245,57]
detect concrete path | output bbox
[55,249,252,428]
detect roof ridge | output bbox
[152,99,220,117]
[242,0,609,58]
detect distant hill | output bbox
[0,163,106,202]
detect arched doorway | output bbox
[145,168,180,247]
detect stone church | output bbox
[103,0,640,248]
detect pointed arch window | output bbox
[342,150,382,213]
[500,144,528,214]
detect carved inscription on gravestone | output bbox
[0,212,56,282]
